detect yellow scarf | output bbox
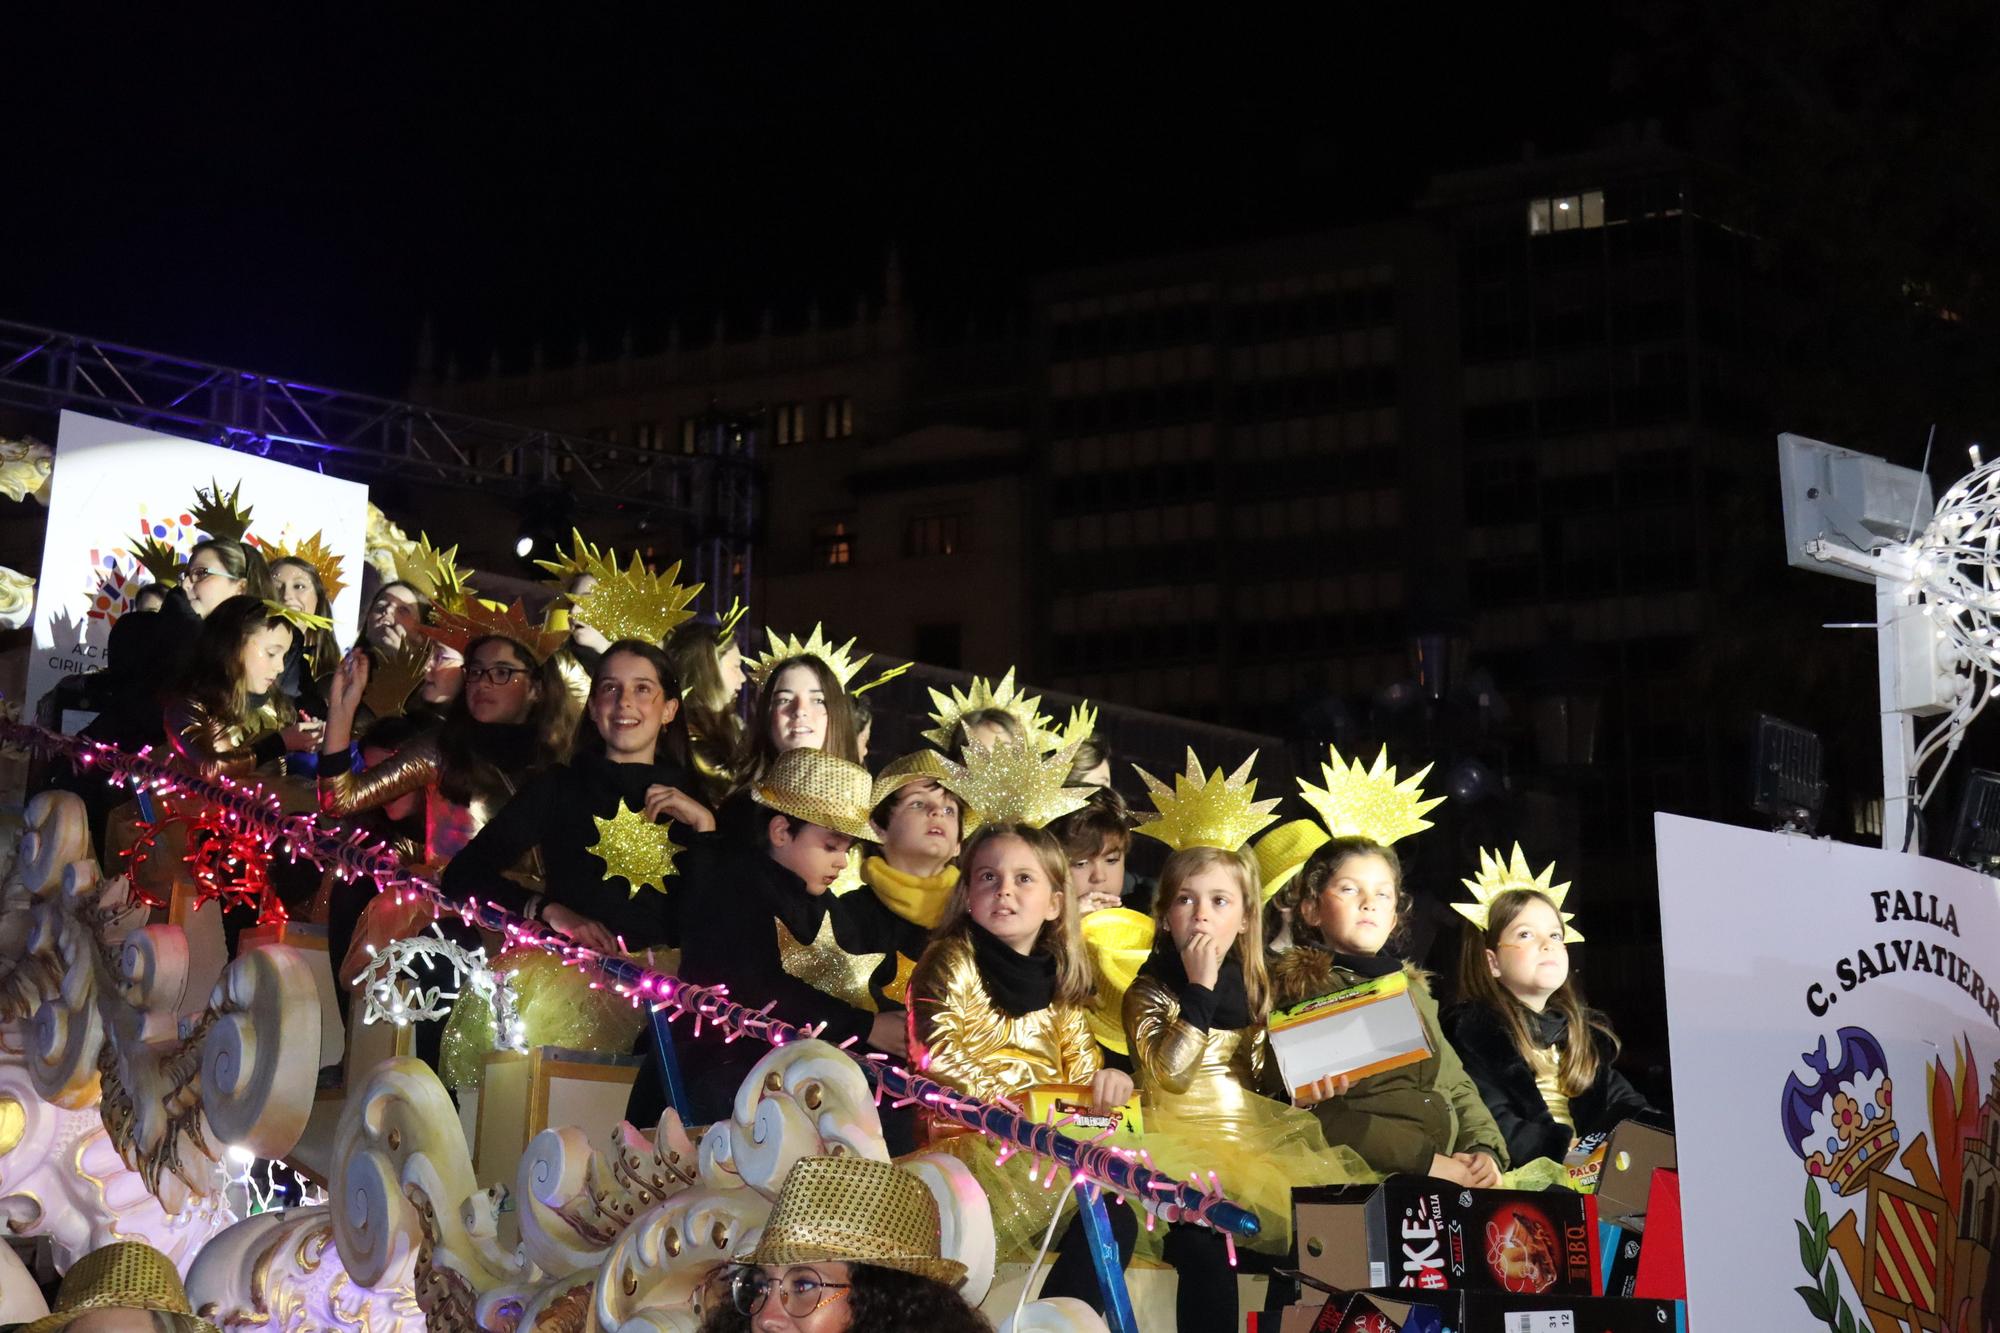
[862,856,959,929]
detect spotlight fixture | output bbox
[1948,769,2000,873]
[515,533,536,559]
[1749,713,1826,833]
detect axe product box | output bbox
[1294,1178,1596,1298]
[1264,1291,1684,1333]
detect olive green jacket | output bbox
[1268,947,1509,1175]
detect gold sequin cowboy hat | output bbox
[753,749,876,842]
[735,1155,968,1286]
[23,1242,221,1333]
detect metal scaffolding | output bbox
[0,318,760,612]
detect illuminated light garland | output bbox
[0,718,1259,1242]
[354,927,526,1051]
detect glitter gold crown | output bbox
[1132,748,1281,853]
[1297,745,1444,846]
[566,552,703,646]
[715,596,749,644]
[922,667,1059,751]
[266,530,349,605]
[532,528,618,586]
[942,735,1091,830]
[129,536,184,587]
[260,600,335,636]
[190,478,255,542]
[746,623,909,696]
[1060,701,1099,749]
[397,533,474,612]
[418,599,568,664]
[1453,843,1581,941]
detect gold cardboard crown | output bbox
[1060,701,1099,749]
[922,667,1059,751]
[567,552,703,645]
[942,734,1091,830]
[398,533,474,612]
[1132,748,1281,853]
[362,637,432,719]
[1453,843,1581,941]
[266,530,349,606]
[259,599,335,636]
[129,536,183,588]
[417,599,568,664]
[1297,745,1444,846]
[532,528,618,586]
[190,478,254,542]
[746,622,909,696]
[715,596,749,644]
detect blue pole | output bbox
[647,1001,689,1118]
[1073,1182,1137,1333]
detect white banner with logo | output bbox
[25,410,368,717]
[1658,812,2000,1331]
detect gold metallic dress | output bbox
[907,933,1102,1259]
[164,697,293,780]
[1122,974,1372,1253]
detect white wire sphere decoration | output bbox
[1913,457,2000,675]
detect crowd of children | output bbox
[36,497,1664,1331]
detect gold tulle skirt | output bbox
[439,946,651,1091]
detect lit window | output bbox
[906,514,964,557]
[813,521,854,568]
[774,403,807,445]
[822,396,855,439]
[681,417,699,452]
[1527,190,1604,236]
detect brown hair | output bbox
[947,707,1026,761]
[870,777,966,840]
[178,594,299,731]
[190,537,273,601]
[1153,845,1272,1016]
[1065,733,1112,785]
[1050,786,1135,861]
[1294,836,1412,954]
[267,556,340,673]
[1456,888,1616,1096]
[732,654,861,793]
[933,823,1095,1007]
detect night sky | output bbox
[0,10,1660,396]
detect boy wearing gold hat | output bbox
[626,748,911,1129]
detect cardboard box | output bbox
[1296,1179,1595,1297]
[1593,1122,1675,1230]
[1273,1290,1682,1333]
[1269,971,1433,1100]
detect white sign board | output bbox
[25,410,368,714]
[1658,812,2000,1331]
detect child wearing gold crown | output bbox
[1108,751,1367,1330]
[1444,846,1656,1168]
[713,631,867,847]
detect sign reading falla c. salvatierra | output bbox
[1658,813,2000,1332]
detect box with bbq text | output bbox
[1268,971,1433,1101]
[1294,1178,1595,1298]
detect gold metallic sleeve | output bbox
[163,698,270,778]
[318,735,440,817]
[908,936,1018,1103]
[1122,975,1205,1095]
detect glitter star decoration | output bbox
[129,535,184,587]
[941,734,1092,830]
[265,529,349,604]
[745,622,910,696]
[1131,748,1281,853]
[1060,701,1099,749]
[777,913,887,1013]
[587,801,685,898]
[532,527,619,586]
[922,666,1060,751]
[1453,843,1582,941]
[190,478,255,541]
[1296,744,1445,846]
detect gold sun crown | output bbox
[715,596,749,644]
[1132,748,1282,853]
[942,734,1092,830]
[567,552,704,645]
[362,637,431,719]
[745,622,909,696]
[129,535,184,587]
[532,528,618,587]
[1297,744,1445,846]
[1453,843,1582,942]
[397,533,474,612]
[1060,701,1099,749]
[266,530,348,606]
[260,599,334,636]
[190,478,255,542]
[922,667,1060,751]
[418,599,569,665]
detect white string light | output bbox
[355,927,525,1050]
